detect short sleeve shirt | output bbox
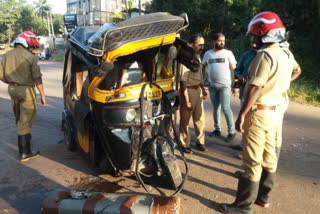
[181,58,202,86]
[244,43,294,105]
[0,45,42,86]
[202,49,237,88]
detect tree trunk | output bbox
[6,24,12,44]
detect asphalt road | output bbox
[0,59,319,214]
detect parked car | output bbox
[0,44,5,50]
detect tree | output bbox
[15,5,46,36]
[112,9,126,23]
[53,14,64,35]
[0,0,23,43]
[34,0,50,34]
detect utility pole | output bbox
[47,11,51,37]
[138,0,141,15]
[50,8,56,52]
[125,0,129,18]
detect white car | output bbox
[0,44,5,50]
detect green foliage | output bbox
[53,14,64,35]
[34,0,50,21]
[151,0,320,104]
[15,6,46,36]
[0,0,23,43]
[112,9,126,23]
[0,0,63,43]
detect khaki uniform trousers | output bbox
[8,84,37,135]
[242,106,281,182]
[179,87,205,146]
[275,95,289,151]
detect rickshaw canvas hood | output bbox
[68,12,188,57]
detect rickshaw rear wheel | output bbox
[63,121,76,151]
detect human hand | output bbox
[232,88,239,96]
[240,77,247,84]
[41,96,47,107]
[235,114,245,133]
[202,90,208,100]
[186,101,192,109]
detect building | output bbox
[66,0,152,26]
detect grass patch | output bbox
[288,80,320,106]
[51,53,64,62]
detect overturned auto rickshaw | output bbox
[61,12,200,195]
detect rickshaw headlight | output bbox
[126,109,136,122]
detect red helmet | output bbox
[247,11,285,37]
[12,31,40,48]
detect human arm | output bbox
[291,60,301,82]
[0,57,8,84]
[235,51,271,132]
[181,81,192,108]
[34,77,47,106]
[200,64,208,100]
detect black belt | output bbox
[186,85,200,89]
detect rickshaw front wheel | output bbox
[162,153,182,189]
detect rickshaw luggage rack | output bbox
[68,12,188,57]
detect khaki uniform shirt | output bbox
[278,48,301,92]
[0,45,42,86]
[244,43,292,106]
[180,56,203,86]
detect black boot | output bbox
[219,176,259,214]
[18,134,39,162]
[255,169,275,208]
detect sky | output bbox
[27,0,67,14]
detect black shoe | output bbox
[226,133,236,142]
[196,143,208,152]
[20,151,40,162]
[209,130,221,137]
[219,203,251,214]
[18,134,40,162]
[182,147,193,154]
[230,144,242,151]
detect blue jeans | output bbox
[209,85,235,134]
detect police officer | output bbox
[0,31,47,162]
[219,12,297,214]
[179,33,208,153]
[275,42,301,159]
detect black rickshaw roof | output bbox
[68,12,188,57]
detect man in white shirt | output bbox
[202,33,237,142]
